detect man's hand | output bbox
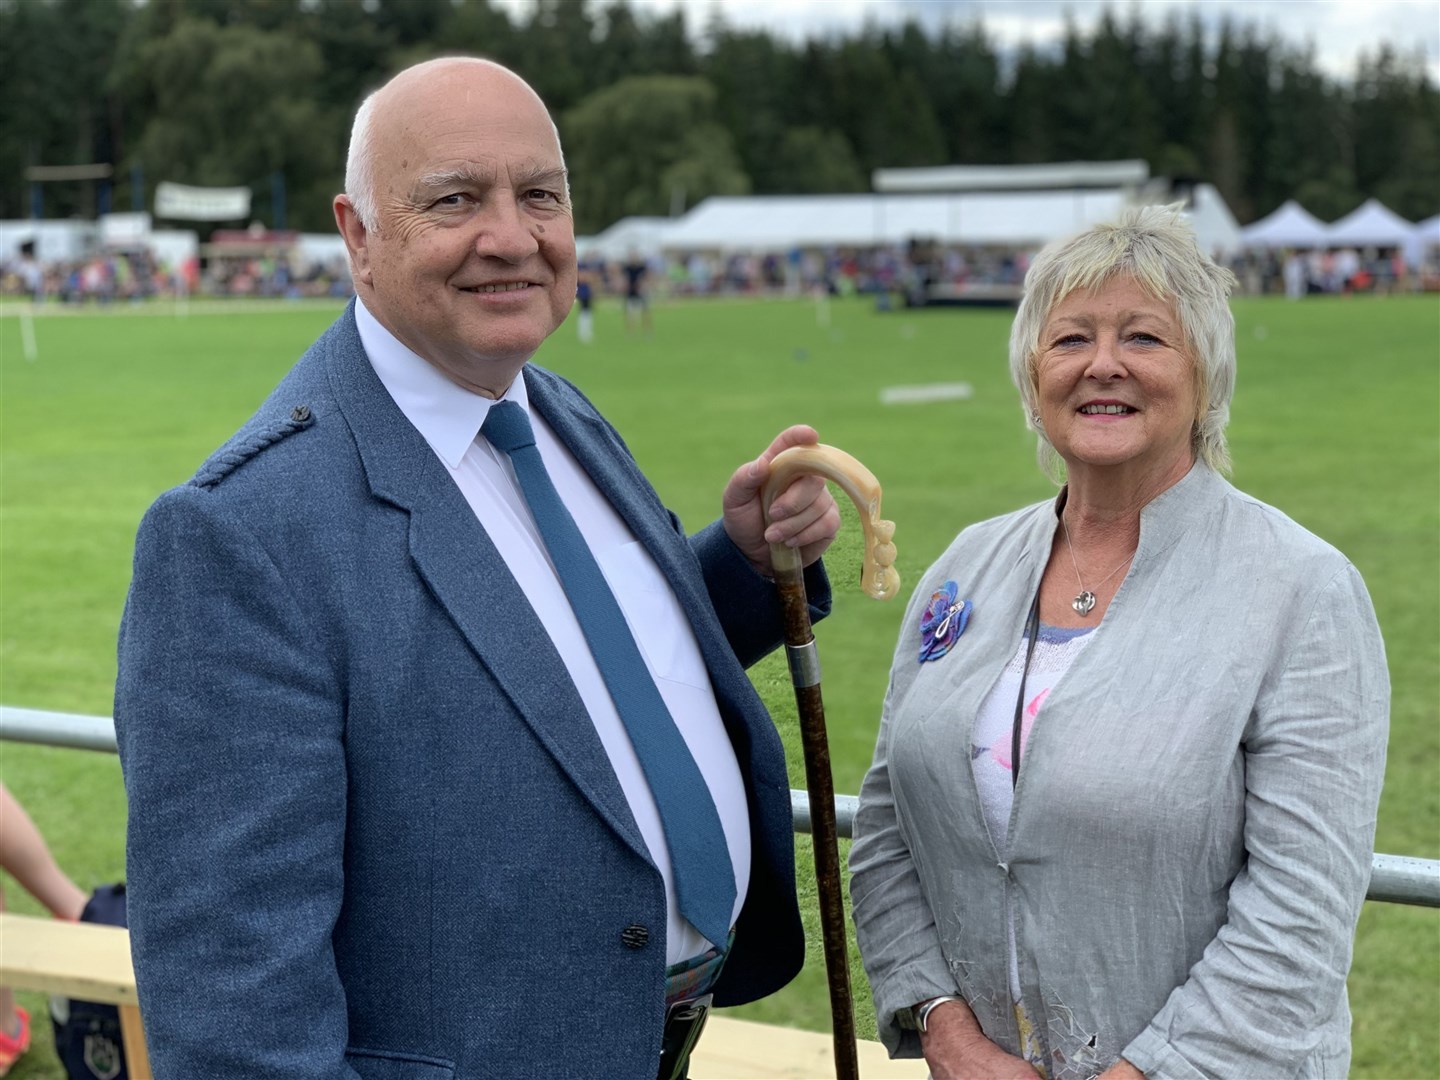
[921,1000,1042,1080]
[721,425,841,577]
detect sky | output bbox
[498,0,1440,83]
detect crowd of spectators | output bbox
[202,254,352,299]
[4,240,1435,307]
[579,242,1030,305]
[0,248,353,303]
[0,249,195,303]
[1226,246,1429,297]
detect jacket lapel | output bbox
[318,310,649,862]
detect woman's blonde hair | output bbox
[1008,204,1238,481]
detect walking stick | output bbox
[762,445,900,1080]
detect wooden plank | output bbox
[0,913,924,1079]
[118,1005,154,1080]
[0,912,138,1004]
[691,1016,928,1079]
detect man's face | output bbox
[339,62,577,397]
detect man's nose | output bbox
[473,198,540,261]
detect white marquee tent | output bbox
[654,187,1239,258]
[1239,200,1330,248]
[1325,198,1414,248]
[656,190,1131,252]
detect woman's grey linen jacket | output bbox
[850,465,1389,1079]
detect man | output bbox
[115,57,840,1078]
[623,249,652,334]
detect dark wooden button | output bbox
[620,924,650,949]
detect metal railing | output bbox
[5,704,1436,908]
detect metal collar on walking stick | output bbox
[762,443,899,1080]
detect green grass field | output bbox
[1,292,1437,1077]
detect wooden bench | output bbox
[0,911,924,1079]
[0,912,151,1078]
[691,1015,929,1078]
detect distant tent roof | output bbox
[1403,213,1440,267]
[659,191,1130,251]
[578,216,673,260]
[1325,198,1414,248]
[1239,200,1329,248]
[1188,184,1242,259]
[873,160,1150,193]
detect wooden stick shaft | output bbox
[771,544,859,1080]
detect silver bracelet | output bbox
[915,996,961,1031]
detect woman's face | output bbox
[1034,276,1200,483]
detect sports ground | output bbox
[1,293,1436,1076]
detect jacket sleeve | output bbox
[688,517,831,669]
[849,639,960,1059]
[1122,563,1390,1078]
[115,485,361,1079]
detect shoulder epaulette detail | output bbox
[192,404,317,488]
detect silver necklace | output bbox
[1061,518,1135,616]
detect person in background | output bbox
[115,56,841,1078]
[623,249,652,334]
[851,205,1388,1079]
[0,783,90,1075]
[576,256,597,343]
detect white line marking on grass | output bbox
[19,305,38,361]
[880,383,973,405]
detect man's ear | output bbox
[334,195,374,287]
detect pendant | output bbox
[1072,590,1097,616]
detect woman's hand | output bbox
[920,999,1042,1080]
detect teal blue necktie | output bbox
[482,401,736,947]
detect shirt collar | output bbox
[355,296,529,468]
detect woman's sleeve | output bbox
[850,662,960,1058]
[1122,563,1390,1078]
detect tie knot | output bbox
[482,401,536,453]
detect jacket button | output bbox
[620,924,650,949]
[290,404,312,422]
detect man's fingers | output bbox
[763,482,833,539]
[764,472,829,521]
[757,424,820,468]
[724,426,822,512]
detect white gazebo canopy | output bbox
[577,216,675,261]
[1325,198,1414,248]
[1239,200,1330,248]
[1404,213,1440,267]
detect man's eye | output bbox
[525,189,560,203]
[434,193,468,208]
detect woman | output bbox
[850,206,1389,1080]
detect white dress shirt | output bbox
[356,299,749,964]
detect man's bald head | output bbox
[344,57,565,232]
[330,54,577,396]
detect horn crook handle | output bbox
[762,444,900,601]
[760,443,899,1080]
